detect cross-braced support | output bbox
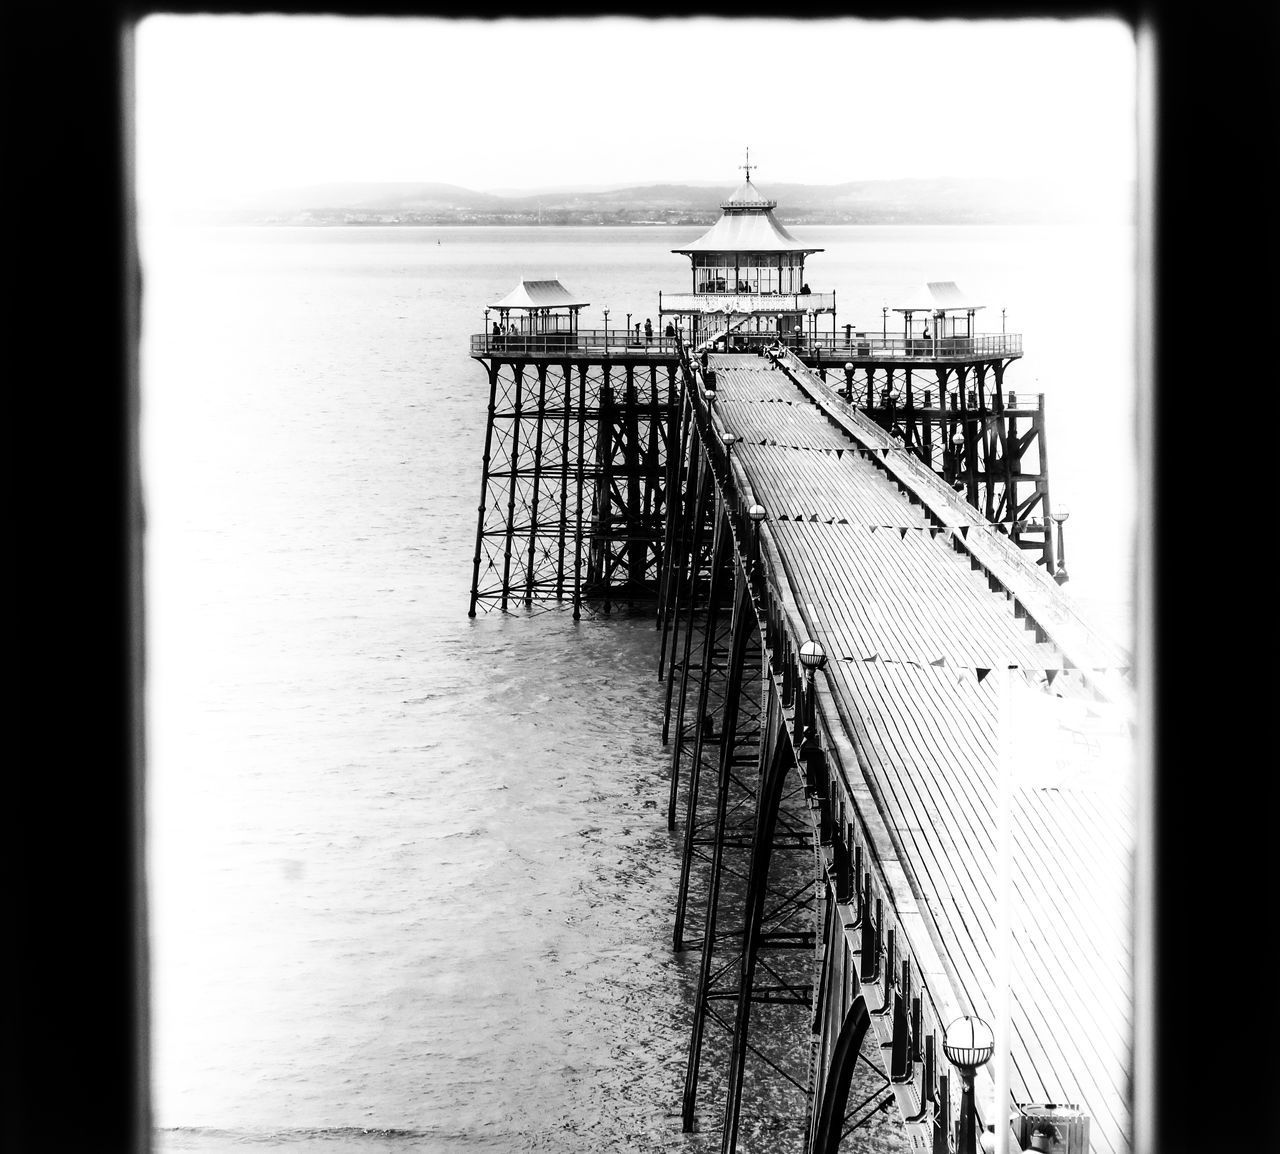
[468,353,678,615]
[671,504,742,952]
[818,356,1059,569]
[718,677,821,1154]
[680,557,767,1130]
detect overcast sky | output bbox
[135,15,1136,207]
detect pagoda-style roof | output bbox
[672,176,822,256]
[489,278,589,310]
[891,281,985,313]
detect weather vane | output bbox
[740,146,754,182]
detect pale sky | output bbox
[135,15,1136,207]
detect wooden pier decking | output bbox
[702,349,1134,1154]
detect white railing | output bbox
[659,291,836,314]
[727,332,1023,360]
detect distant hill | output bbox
[162,176,1133,226]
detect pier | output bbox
[466,168,1133,1154]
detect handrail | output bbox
[728,331,1023,360]
[469,329,1022,361]
[659,291,837,314]
[470,329,682,357]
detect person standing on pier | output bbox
[644,318,653,345]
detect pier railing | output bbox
[470,329,1021,362]
[470,330,683,358]
[719,331,1022,361]
[659,290,837,314]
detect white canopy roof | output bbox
[490,278,589,310]
[672,209,820,255]
[673,176,820,256]
[891,281,985,313]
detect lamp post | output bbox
[944,1015,995,1154]
[626,312,631,343]
[603,307,610,352]
[722,431,737,472]
[797,639,827,746]
[882,304,887,341]
[1050,504,1070,584]
[748,504,766,571]
[950,425,966,489]
[844,361,854,401]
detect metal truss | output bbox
[467,354,679,616]
[659,374,826,1151]
[807,357,1059,570]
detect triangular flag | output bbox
[960,526,970,539]
[880,447,890,458]
[870,524,879,533]
[836,517,848,524]
[930,657,947,668]
[1045,669,1059,687]
[930,527,941,538]
[899,527,909,540]
[976,668,991,683]
[809,513,819,522]
[836,449,844,459]
[863,654,879,663]
[778,513,789,521]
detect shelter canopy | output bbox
[489,278,589,311]
[891,281,985,314]
[672,176,821,256]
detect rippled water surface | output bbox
[143,224,1134,1152]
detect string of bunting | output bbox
[771,516,976,537]
[737,436,897,459]
[829,654,1133,687]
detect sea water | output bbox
[142,223,1136,1152]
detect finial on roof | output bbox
[740,146,754,183]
